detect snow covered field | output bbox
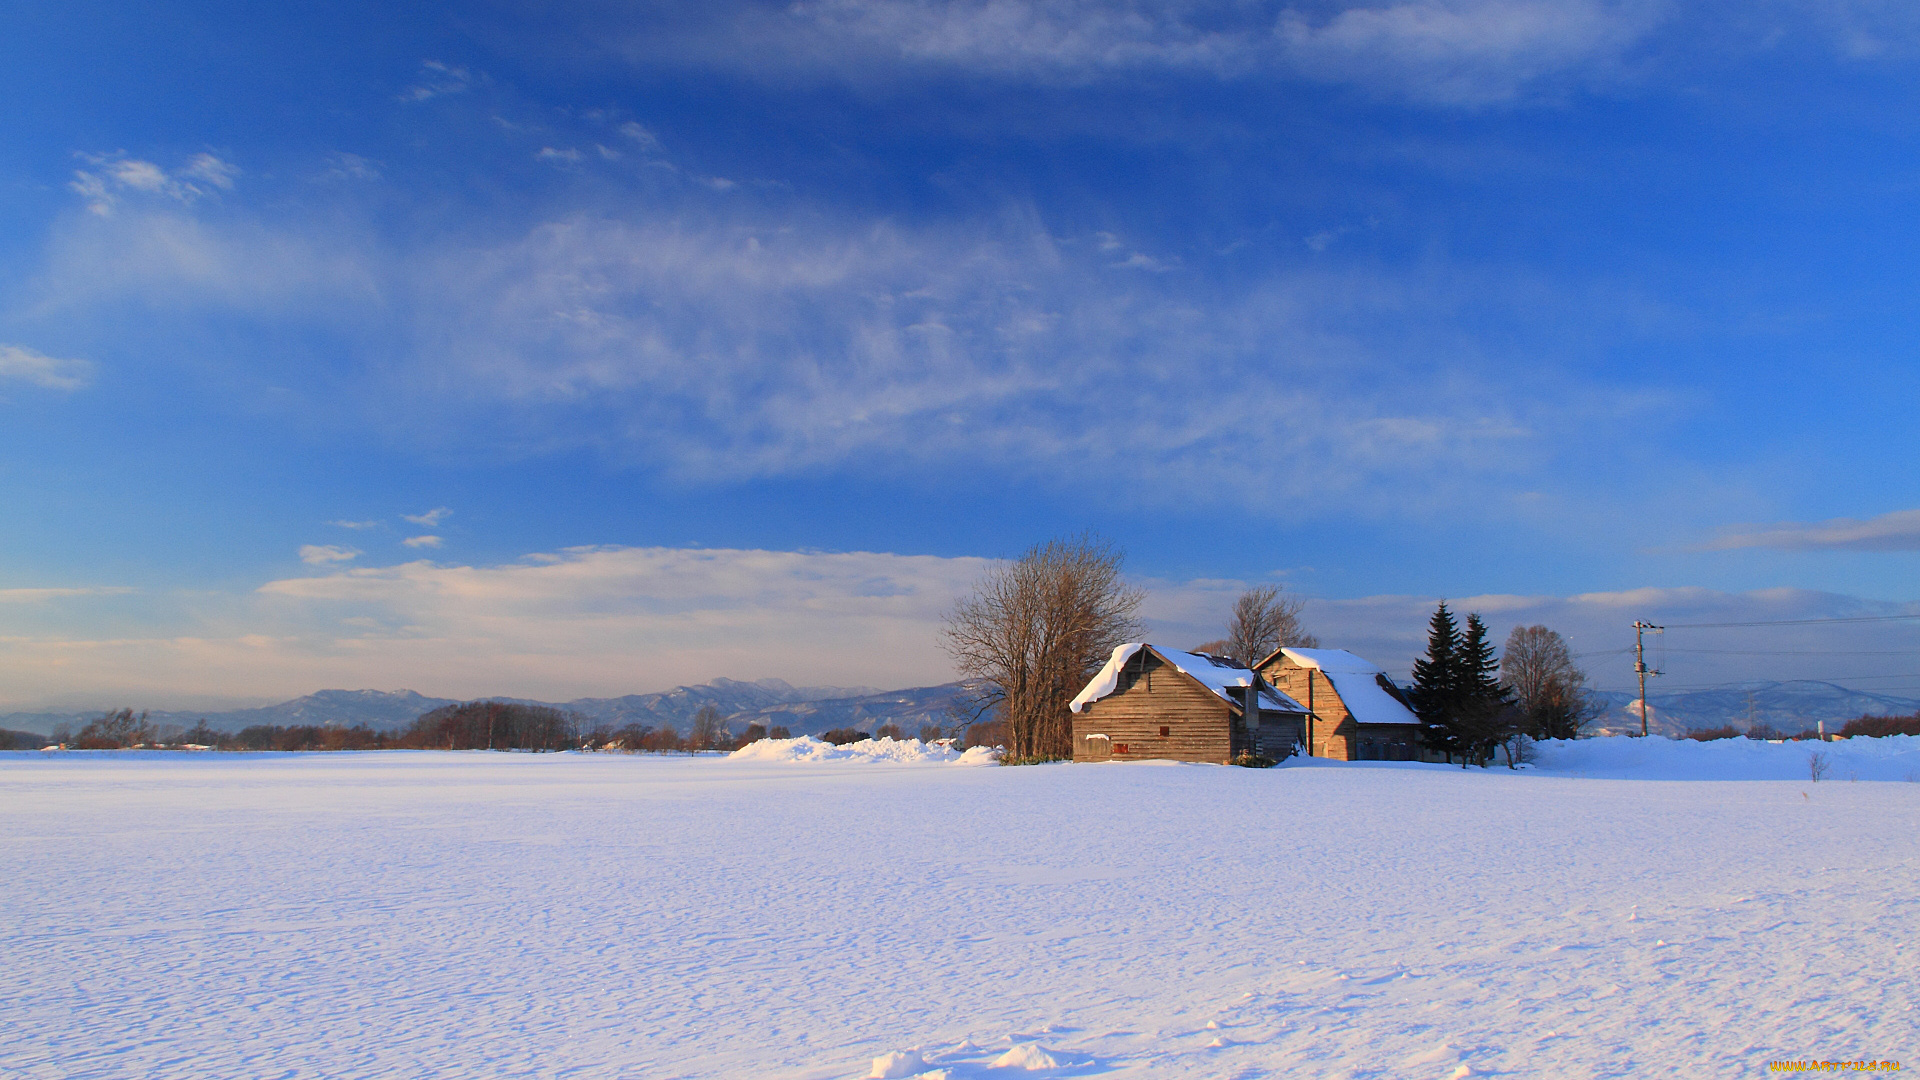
[3,740,1916,1078]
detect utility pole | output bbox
[1633,621,1664,737]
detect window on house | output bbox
[1158,725,1170,737]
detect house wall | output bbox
[1258,656,1445,762]
[1258,657,1357,761]
[1348,724,1425,761]
[1072,649,1235,764]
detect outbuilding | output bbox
[1068,644,1310,764]
[1253,647,1427,761]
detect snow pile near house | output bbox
[728,735,998,765]
[1530,733,1920,781]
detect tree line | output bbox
[29,702,988,754]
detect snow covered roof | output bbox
[1069,644,1308,715]
[1278,647,1421,727]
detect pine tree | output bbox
[1411,602,1461,761]
[1455,614,1514,766]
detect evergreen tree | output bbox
[1455,614,1515,766]
[1411,602,1461,761]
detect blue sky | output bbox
[6,0,1920,707]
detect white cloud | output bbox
[400,60,472,102]
[327,520,380,530]
[617,0,1671,104]
[0,546,995,706]
[619,121,661,149]
[402,507,452,526]
[69,152,239,216]
[299,545,361,565]
[2,545,1913,709]
[25,152,1657,523]
[0,345,93,391]
[536,147,584,165]
[1701,509,1920,552]
[0,587,135,603]
[31,201,377,314]
[320,153,382,182]
[402,535,444,548]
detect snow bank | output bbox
[1530,733,1920,781]
[727,735,999,766]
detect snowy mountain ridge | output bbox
[5,676,1912,741]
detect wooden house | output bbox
[1253,647,1426,761]
[1068,644,1310,764]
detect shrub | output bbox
[820,728,870,746]
[1839,713,1920,739]
[1231,751,1277,768]
[742,723,768,744]
[875,723,904,741]
[1685,725,1741,742]
[768,725,792,740]
[917,723,947,743]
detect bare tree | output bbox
[941,534,1145,761]
[1223,585,1317,665]
[1500,625,1596,741]
[689,704,727,752]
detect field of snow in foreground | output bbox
[3,744,1916,1079]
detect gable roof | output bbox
[1070,644,1308,715]
[1266,647,1421,727]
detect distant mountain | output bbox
[532,677,890,733]
[0,678,919,740]
[0,689,462,739]
[1588,681,1919,737]
[5,676,1907,745]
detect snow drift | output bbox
[727,735,999,766]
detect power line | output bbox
[1660,613,1920,629]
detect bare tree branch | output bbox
[940,534,1145,760]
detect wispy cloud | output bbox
[327,519,380,530]
[1701,509,1920,552]
[0,345,93,391]
[402,507,452,526]
[26,178,1655,520]
[319,152,381,182]
[399,60,472,102]
[69,152,237,216]
[610,0,1671,105]
[401,535,443,548]
[0,587,135,603]
[299,545,361,565]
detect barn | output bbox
[1068,644,1310,764]
[1253,647,1428,761]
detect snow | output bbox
[1529,732,1920,781]
[728,735,1000,766]
[2,745,1916,1078]
[1280,647,1421,727]
[1070,643,1305,714]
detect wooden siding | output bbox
[1256,657,1349,759]
[1256,654,1437,762]
[1072,648,1235,764]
